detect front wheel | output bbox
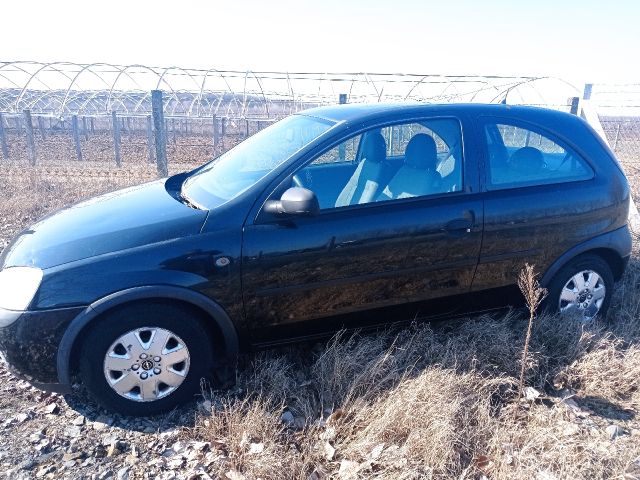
[79,303,214,416]
[545,254,614,321]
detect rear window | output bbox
[484,121,593,189]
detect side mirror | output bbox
[263,187,320,216]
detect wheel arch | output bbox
[57,286,240,387]
[584,248,627,280]
[540,226,632,287]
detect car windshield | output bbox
[182,115,335,209]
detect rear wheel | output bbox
[79,303,214,416]
[545,254,614,320]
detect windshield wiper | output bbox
[179,190,207,210]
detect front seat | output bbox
[377,134,442,201]
[335,133,387,207]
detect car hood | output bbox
[0,180,208,270]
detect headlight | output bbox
[0,267,43,311]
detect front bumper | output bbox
[0,306,84,392]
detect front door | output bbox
[242,116,483,345]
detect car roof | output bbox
[297,102,577,125]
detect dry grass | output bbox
[1,163,640,479]
[515,264,547,415]
[188,306,640,479]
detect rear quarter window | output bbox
[484,121,593,190]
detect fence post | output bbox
[111,110,122,167]
[90,117,95,133]
[37,116,47,140]
[569,97,579,115]
[576,84,593,117]
[612,122,622,152]
[579,82,610,146]
[23,109,36,165]
[212,115,219,153]
[82,116,89,141]
[151,90,168,177]
[146,115,155,163]
[0,113,8,160]
[71,115,83,161]
[338,95,348,159]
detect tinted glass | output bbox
[313,136,361,164]
[183,115,334,208]
[485,122,593,189]
[384,123,451,158]
[292,118,463,210]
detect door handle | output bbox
[444,218,473,235]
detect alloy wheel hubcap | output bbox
[558,270,606,320]
[103,327,190,402]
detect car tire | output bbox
[544,254,614,320]
[79,302,214,416]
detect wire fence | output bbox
[601,117,640,167]
[590,83,640,172]
[0,111,274,167]
[0,62,638,179]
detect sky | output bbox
[1,0,639,84]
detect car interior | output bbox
[292,119,464,209]
[485,123,594,188]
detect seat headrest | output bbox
[510,147,544,175]
[405,134,438,170]
[360,132,386,164]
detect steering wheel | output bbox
[292,173,304,188]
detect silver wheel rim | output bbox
[103,327,190,402]
[558,269,606,320]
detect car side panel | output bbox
[32,228,247,340]
[473,179,621,290]
[472,115,630,292]
[242,196,484,343]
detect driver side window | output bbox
[313,137,360,165]
[293,118,464,210]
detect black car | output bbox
[0,104,632,415]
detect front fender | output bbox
[56,285,240,386]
